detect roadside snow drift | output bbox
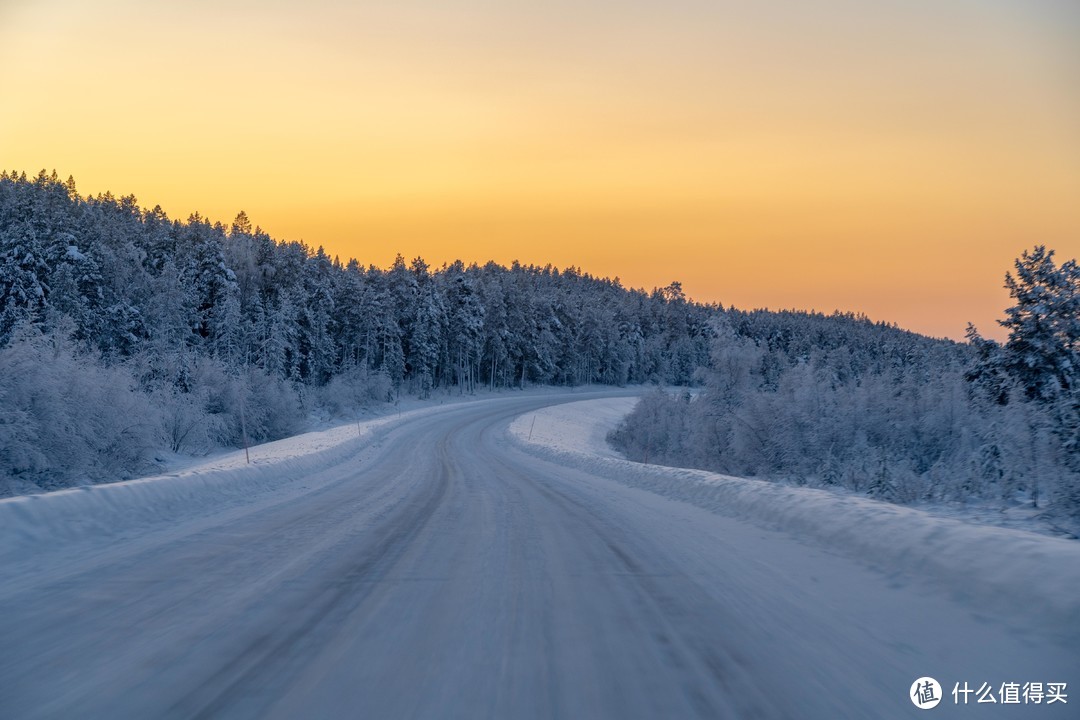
[510,398,1080,637]
[0,389,619,564]
[0,411,410,560]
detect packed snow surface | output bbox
[2,392,1077,719]
[511,398,1080,634]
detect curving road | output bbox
[1,393,1075,719]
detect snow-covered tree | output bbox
[999,246,1079,404]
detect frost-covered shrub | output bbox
[0,328,306,496]
[239,367,304,442]
[316,366,393,418]
[0,330,162,494]
[610,328,1079,526]
[157,386,216,454]
[182,360,303,448]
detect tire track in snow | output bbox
[173,433,458,719]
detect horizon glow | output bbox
[2,0,1078,340]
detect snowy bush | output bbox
[317,366,393,418]
[0,330,306,496]
[612,301,1080,528]
[0,330,162,495]
[170,359,304,449]
[157,386,215,455]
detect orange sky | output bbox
[2,0,1078,340]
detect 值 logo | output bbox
[911,677,942,709]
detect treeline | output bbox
[610,247,1080,528]
[8,169,1072,523]
[0,170,716,493]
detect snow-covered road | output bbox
[1,392,1076,718]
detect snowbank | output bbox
[0,409,412,560]
[0,387,618,563]
[510,398,1080,635]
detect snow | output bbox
[1,391,1077,718]
[0,408,387,565]
[0,386,614,564]
[510,397,1080,638]
[513,396,633,459]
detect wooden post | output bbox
[240,394,250,464]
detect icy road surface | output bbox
[1,392,1076,719]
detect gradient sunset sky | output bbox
[3,0,1078,340]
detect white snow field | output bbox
[511,398,1080,636]
[2,393,1077,719]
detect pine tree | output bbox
[0,221,50,342]
[999,246,1079,404]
